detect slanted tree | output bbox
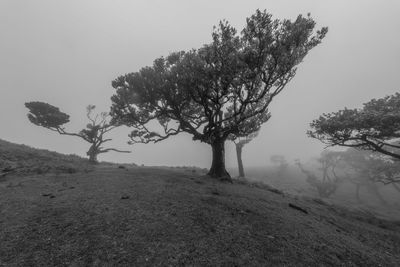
[110,9,327,180]
[25,102,130,163]
[338,148,400,202]
[229,130,261,178]
[295,150,343,198]
[308,93,400,160]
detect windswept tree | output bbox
[308,93,400,160]
[25,102,130,163]
[229,130,260,178]
[111,9,327,180]
[339,148,400,201]
[295,150,343,198]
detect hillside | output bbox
[231,166,400,221]
[0,139,93,176]
[1,140,400,266]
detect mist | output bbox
[1,0,400,169]
[3,2,400,264]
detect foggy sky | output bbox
[1,0,400,168]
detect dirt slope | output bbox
[1,165,400,266]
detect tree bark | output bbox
[236,144,245,178]
[87,145,99,164]
[208,139,231,181]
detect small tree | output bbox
[229,130,260,178]
[111,9,327,180]
[308,93,400,160]
[295,151,342,198]
[25,102,130,163]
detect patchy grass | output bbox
[1,164,400,266]
[239,166,400,221]
[0,139,93,176]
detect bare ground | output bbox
[1,165,400,266]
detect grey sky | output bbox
[1,0,400,168]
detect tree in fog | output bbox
[295,150,342,198]
[229,130,261,178]
[308,93,400,160]
[270,154,288,177]
[339,148,400,202]
[25,102,129,163]
[110,9,327,180]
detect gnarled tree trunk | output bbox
[208,139,231,181]
[235,144,245,178]
[87,145,99,164]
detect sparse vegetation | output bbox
[1,147,400,265]
[25,102,130,163]
[241,160,400,218]
[0,139,93,176]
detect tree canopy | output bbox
[25,102,129,163]
[308,93,400,160]
[339,148,400,186]
[26,101,70,129]
[111,9,327,179]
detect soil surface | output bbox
[1,165,400,266]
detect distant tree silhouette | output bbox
[229,130,260,178]
[338,148,400,203]
[270,155,288,177]
[25,102,129,163]
[110,9,327,180]
[295,151,342,198]
[308,93,400,160]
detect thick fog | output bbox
[1,0,400,168]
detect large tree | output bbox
[111,9,327,180]
[25,102,129,163]
[308,93,400,160]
